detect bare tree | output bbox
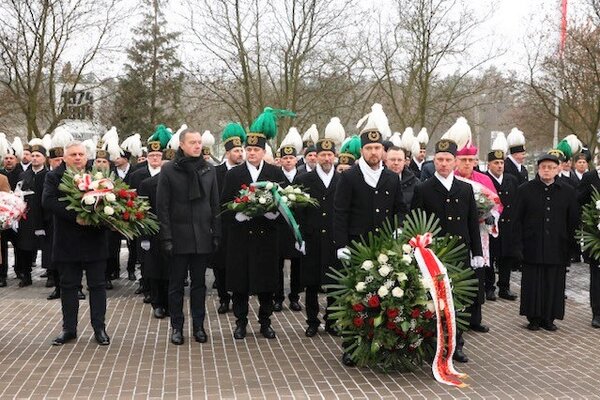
[0,0,125,139]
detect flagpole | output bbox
[554,0,568,148]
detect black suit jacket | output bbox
[128,166,151,189]
[41,163,108,263]
[0,164,24,190]
[577,170,600,207]
[333,163,407,248]
[411,176,482,258]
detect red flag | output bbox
[560,0,568,56]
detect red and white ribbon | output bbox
[409,233,467,387]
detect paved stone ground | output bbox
[0,247,599,399]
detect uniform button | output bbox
[455,199,458,203]
[544,188,548,191]
[322,197,326,201]
[458,235,462,240]
[457,216,461,221]
[506,205,510,208]
[385,191,389,195]
[376,208,380,213]
[249,230,253,235]
[448,216,453,220]
[546,207,550,211]
[446,199,450,203]
[500,218,505,222]
[545,229,550,234]
[546,197,550,200]
[322,212,327,217]
[375,190,378,194]
[546,218,550,222]
[260,230,265,234]
[375,228,380,232]
[321,229,326,233]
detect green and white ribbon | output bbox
[252,181,303,247]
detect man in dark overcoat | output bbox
[157,129,221,345]
[514,153,579,331]
[220,131,286,340]
[295,138,340,337]
[0,148,24,284]
[411,139,483,363]
[15,144,49,287]
[333,122,407,367]
[485,149,519,301]
[42,141,110,346]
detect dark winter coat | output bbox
[16,167,48,251]
[486,172,520,258]
[504,157,528,185]
[156,151,221,255]
[138,174,168,279]
[399,168,418,209]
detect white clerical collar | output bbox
[32,165,44,174]
[117,164,130,179]
[560,170,570,178]
[282,167,296,183]
[148,166,161,177]
[305,163,313,172]
[316,164,334,188]
[507,155,522,170]
[434,171,454,191]
[21,162,31,170]
[412,157,424,169]
[576,170,585,180]
[358,157,384,188]
[246,160,264,182]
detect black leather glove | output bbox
[212,237,220,251]
[161,240,173,256]
[484,216,495,225]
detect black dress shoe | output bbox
[0,277,6,287]
[47,289,61,300]
[273,301,283,312]
[153,307,166,319]
[128,271,136,281]
[289,300,302,312]
[305,325,319,337]
[470,324,489,333]
[52,331,77,346]
[325,325,341,336]
[342,352,355,367]
[45,276,55,288]
[171,329,184,345]
[498,290,518,300]
[134,284,143,295]
[542,321,558,331]
[106,280,113,290]
[233,324,247,339]
[194,328,208,343]
[592,316,600,328]
[260,325,276,339]
[453,348,468,363]
[77,289,86,300]
[143,294,152,304]
[485,290,497,301]
[18,275,32,287]
[94,329,110,345]
[527,320,540,331]
[217,302,230,314]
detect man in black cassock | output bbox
[514,153,579,331]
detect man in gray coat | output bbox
[157,129,221,345]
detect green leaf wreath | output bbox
[326,209,477,372]
[580,187,600,261]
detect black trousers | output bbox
[468,267,485,327]
[15,248,34,277]
[274,257,301,302]
[59,260,106,333]
[485,255,516,293]
[305,285,335,328]
[214,266,230,304]
[127,239,138,273]
[232,292,273,326]
[168,254,208,331]
[0,232,18,278]
[150,278,169,310]
[590,262,600,317]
